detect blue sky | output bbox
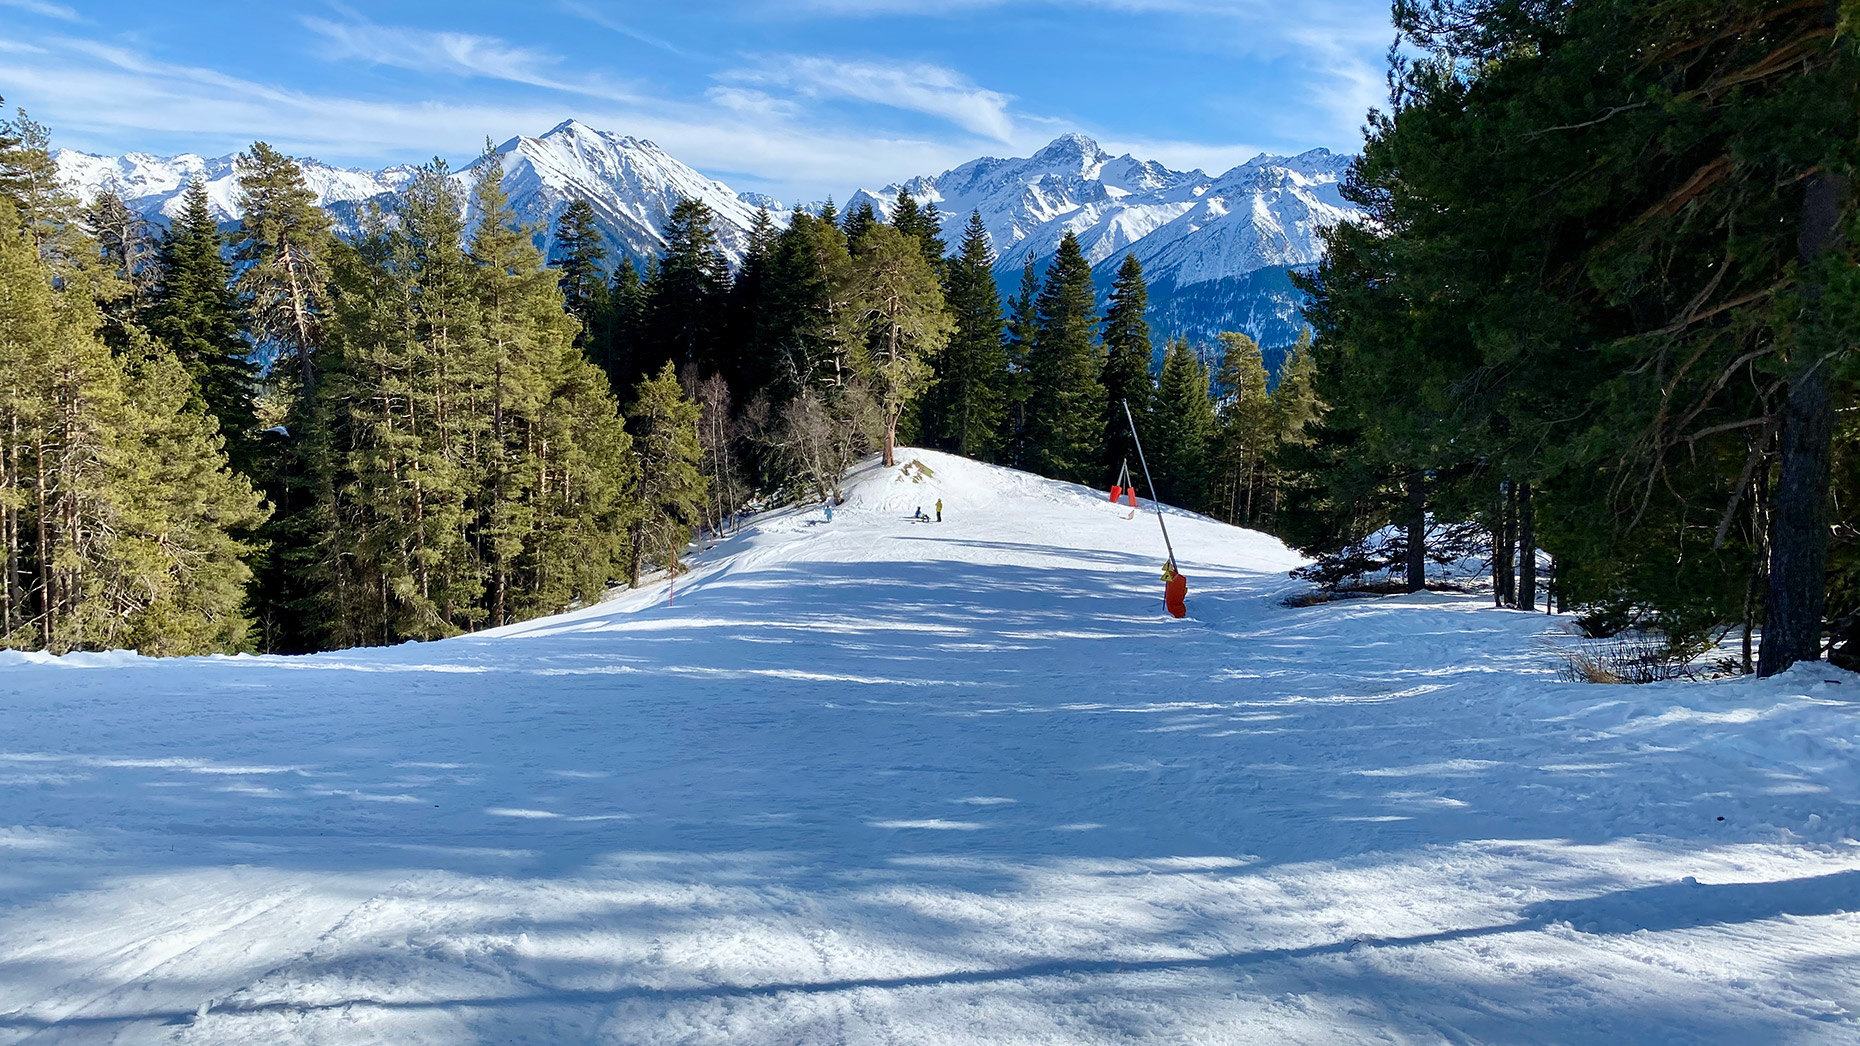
[1,0,1397,200]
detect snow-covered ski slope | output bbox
[1,450,1857,1045]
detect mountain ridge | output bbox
[55,121,1360,348]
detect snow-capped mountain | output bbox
[845,133,1359,350]
[55,120,780,267]
[53,149,418,226]
[482,120,773,265]
[56,123,1359,349]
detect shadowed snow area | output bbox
[1,450,1857,1044]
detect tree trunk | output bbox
[629,521,645,589]
[1760,170,1848,677]
[35,440,51,650]
[1518,480,1537,611]
[1404,470,1427,593]
[883,410,898,468]
[1493,482,1513,607]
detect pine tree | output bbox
[927,211,1008,459]
[148,179,261,476]
[1149,338,1218,509]
[399,159,485,634]
[0,198,265,654]
[310,158,637,649]
[1209,332,1276,523]
[472,150,553,628]
[108,343,270,655]
[626,361,707,587]
[310,161,483,646]
[549,199,610,350]
[1272,327,1321,448]
[0,104,77,256]
[473,151,633,626]
[1099,253,1153,483]
[83,188,156,348]
[231,142,333,394]
[226,146,324,643]
[520,337,636,618]
[843,223,951,467]
[1025,232,1105,483]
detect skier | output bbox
[1162,560,1188,619]
[935,498,943,523]
[824,498,833,522]
[914,505,928,522]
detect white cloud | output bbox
[556,1,693,58]
[762,0,1388,148]
[1,35,990,202]
[301,14,641,103]
[723,56,1017,143]
[704,86,802,121]
[0,0,80,21]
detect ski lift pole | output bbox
[1122,399,1176,568]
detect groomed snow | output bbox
[1,450,1856,1044]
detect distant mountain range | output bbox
[55,120,1360,353]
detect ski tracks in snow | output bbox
[0,450,1857,1044]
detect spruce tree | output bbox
[760,210,852,404]
[643,197,728,382]
[843,223,951,467]
[598,255,646,398]
[550,199,610,349]
[890,189,946,271]
[841,200,878,244]
[1025,232,1105,483]
[928,210,1008,459]
[723,206,779,399]
[998,258,1040,468]
[1099,253,1153,483]
[626,361,707,587]
[148,179,261,476]
[1150,338,1218,509]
